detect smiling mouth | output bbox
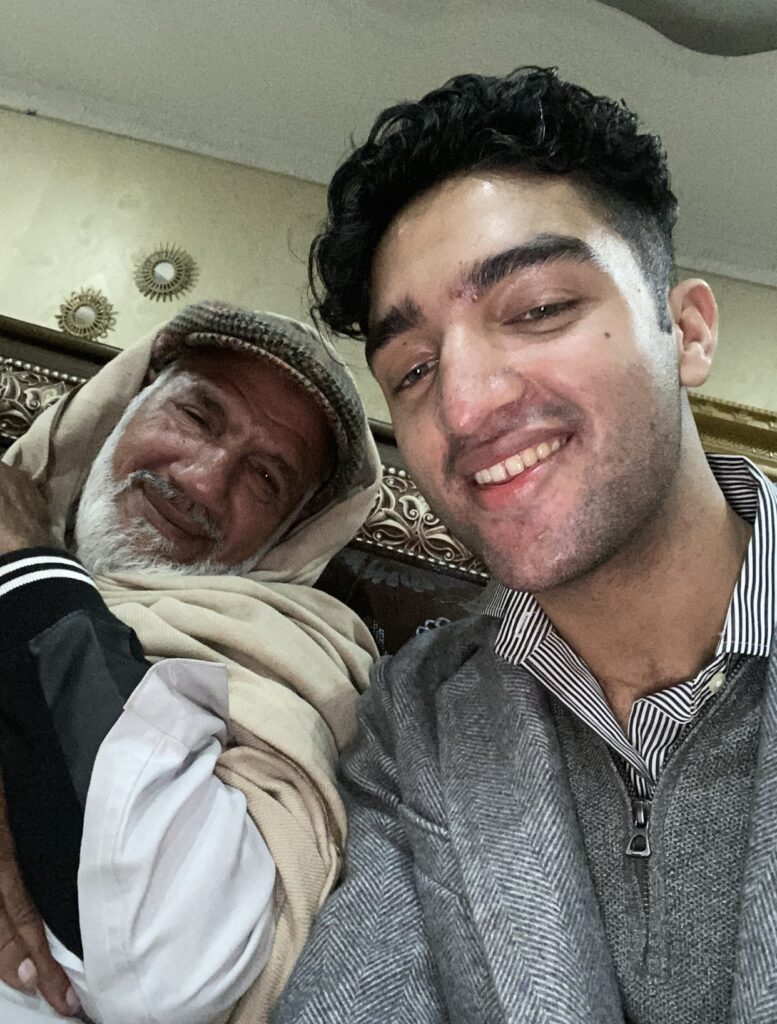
[473,435,569,486]
[140,485,209,541]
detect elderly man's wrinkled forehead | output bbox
[142,347,338,484]
[149,348,334,444]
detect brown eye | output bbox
[249,461,279,494]
[515,300,579,323]
[397,359,436,393]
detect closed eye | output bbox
[180,404,211,430]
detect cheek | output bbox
[226,488,284,553]
[538,334,643,415]
[110,433,141,478]
[112,414,186,475]
[394,418,447,498]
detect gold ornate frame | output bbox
[2,314,776,580]
[690,394,777,480]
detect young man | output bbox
[276,68,777,1023]
[0,300,381,1023]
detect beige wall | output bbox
[0,108,388,422]
[0,110,325,335]
[0,109,774,422]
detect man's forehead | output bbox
[172,346,259,380]
[379,172,600,252]
[368,175,656,354]
[371,173,606,305]
[166,349,288,406]
[164,351,332,451]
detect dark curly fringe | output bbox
[310,67,678,339]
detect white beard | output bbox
[74,378,260,577]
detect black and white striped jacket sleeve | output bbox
[0,547,150,958]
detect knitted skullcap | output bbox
[150,299,367,514]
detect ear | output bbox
[668,278,718,388]
[147,326,176,383]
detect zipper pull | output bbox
[626,798,651,858]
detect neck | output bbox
[536,450,752,730]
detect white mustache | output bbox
[119,470,224,544]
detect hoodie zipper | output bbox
[620,657,747,927]
[623,781,652,923]
[626,797,652,858]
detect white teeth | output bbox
[504,454,524,476]
[473,436,566,486]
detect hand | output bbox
[0,772,80,1015]
[0,462,52,554]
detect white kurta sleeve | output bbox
[68,658,276,1024]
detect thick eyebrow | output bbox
[366,296,423,365]
[366,233,595,365]
[465,234,595,294]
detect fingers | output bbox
[0,462,52,551]
[0,783,79,1016]
[0,854,79,1017]
[0,903,29,991]
[12,898,80,1015]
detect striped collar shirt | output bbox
[485,455,777,798]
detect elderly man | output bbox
[276,68,777,1024]
[0,300,380,1023]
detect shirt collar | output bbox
[486,454,777,665]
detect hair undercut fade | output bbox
[310,66,679,338]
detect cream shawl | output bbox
[5,328,381,1022]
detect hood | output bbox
[5,301,381,586]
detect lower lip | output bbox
[469,440,570,510]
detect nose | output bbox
[168,444,232,509]
[436,327,526,437]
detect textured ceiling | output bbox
[0,0,776,286]
[598,0,777,55]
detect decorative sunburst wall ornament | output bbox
[134,243,198,302]
[56,288,117,340]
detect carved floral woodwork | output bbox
[355,467,488,578]
[692,393,777,480]
[0,358,84,444]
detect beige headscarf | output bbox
[5,304,382,1022]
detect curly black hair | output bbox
[310,66,678,339]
